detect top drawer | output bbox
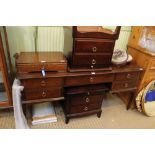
[22,77,64,89]
[74,39,115,53]
[115,72,139,81]
[65,74,114,87]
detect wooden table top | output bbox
[16,52,67,64]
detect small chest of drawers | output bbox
[63,84,109,124]
[21,77,64,101]
[70,26,121,69]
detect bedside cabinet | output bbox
[63,84,110,124]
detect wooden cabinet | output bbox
[127,26,155,92]
[69,26,121,69]
[15,52,67,104]
[63,84,109,124]
[0,27,13,107]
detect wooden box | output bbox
[15,52,67,74]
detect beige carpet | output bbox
[1,94,155,129]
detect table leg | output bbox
[127,91,136,110]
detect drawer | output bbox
[69,94,104,106]
[115,72,139,81]
[72,53,112,66]
[22,77,64,89]
[70,103,100,114]
[17,63,67,73]
[65,74,114,87]
[112,81,137,91]
[23,87,63,100]
[75,39,115,53]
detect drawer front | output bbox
[23,87,62,100]
[17,63,67,73]
[65,74,114,87]
[112,81,137,91]
[72,53,112,66]
[69,94,104,106]
[115,72,139,81]
[70,103,100,114]
[75,39,114,53]
[22,77,64,89]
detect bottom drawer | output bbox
[70,103,100,114]
[112,81,137,91]
[23,87,63,100]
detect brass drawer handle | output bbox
[92,59,96,65]
[41,80,46,86]
[126,73,131,79]
[42,91,46,97]
[92,46,97,52]
[84,106,88,111]
[90,77,94,83]
[86,97,90,103]
[124,83,129,88]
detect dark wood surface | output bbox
[73,26,121,39]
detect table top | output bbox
[17,61,143,80]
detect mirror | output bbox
[0,26,13,106]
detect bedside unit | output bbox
[63,84,109,124]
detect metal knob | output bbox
[92,46,97,52]
[86,97,90,103]
[92,59,96,65]
[42,91,46,97]
[90,77,94,82]
[84,106,88,111]
[41,80,46,86]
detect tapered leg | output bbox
[97,110,102,118]
[65,117,69,124]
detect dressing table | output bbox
[15,52,143,123]
[15,26,143,124]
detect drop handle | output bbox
[41,80,46,86]
[86,97,90,103]
[92,46,97,52]
[42,91,46,97]
[92,59,96,65]
[84,106,88,111]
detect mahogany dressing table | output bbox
[15,52,143,124]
